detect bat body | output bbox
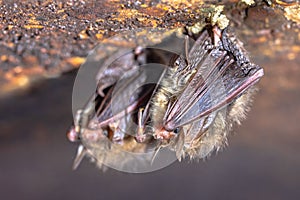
[147,26,264,160]
[67,25,264,171]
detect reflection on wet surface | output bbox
[0,52,300,200]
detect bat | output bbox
[67,25,264,172]
[67,46,158,171]
[142,26,264,161]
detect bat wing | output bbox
[163,41,264,130]
[95,68,151,128]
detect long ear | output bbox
[72,145,87,170]
[151,142,163,165]
[175,129,185,161]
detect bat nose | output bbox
[67,126,79,142]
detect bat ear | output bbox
[173,127,181,134]
[72,145,87,170]
[175,130,185,161]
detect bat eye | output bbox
[174,59,180,66]
[173,127,180,134]
[103,130,108,137]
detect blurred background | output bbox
[1,0,300,200]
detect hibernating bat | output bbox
[67,25,264,172]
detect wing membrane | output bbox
[94,69,151,128]
[163,32,264,130]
